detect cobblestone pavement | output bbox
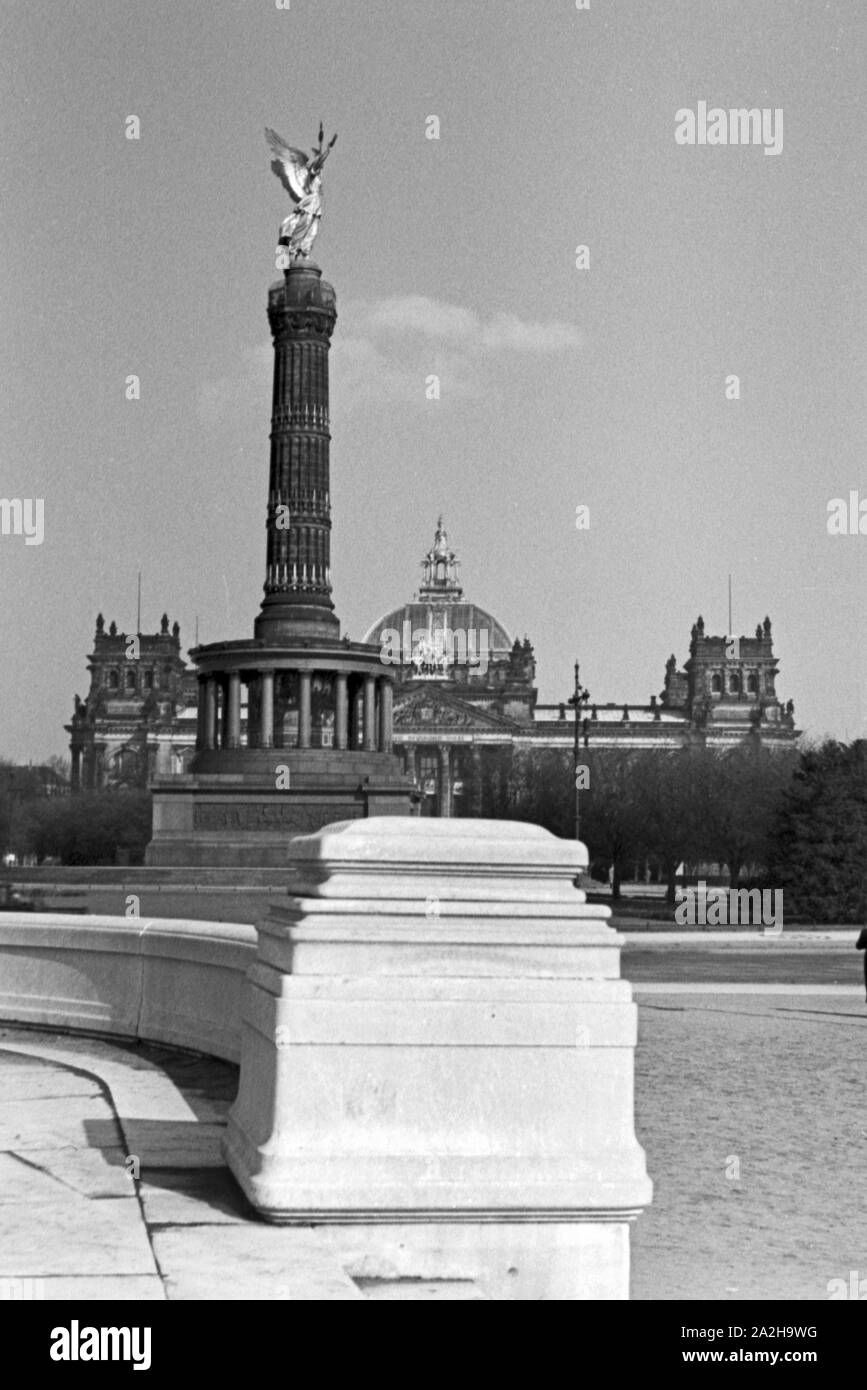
[631,991,867,1301]
[625,945,862,986]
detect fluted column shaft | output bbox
[259,263,338,637]
[335,673,348,750]
[204,678,217,750]
[260,670,275,749]
[363,675,377,752]
[437,745,452,818]
[218,678,230,749]
[379,678,393,753]
[299,671,312,749]
[227,672,242,749]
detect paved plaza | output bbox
[1,984,864,1300]
[632,988,867,1300]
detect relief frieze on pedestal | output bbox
[193,803,358,833]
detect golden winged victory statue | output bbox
[265,123,338,265]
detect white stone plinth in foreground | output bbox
[223,817,652,1299]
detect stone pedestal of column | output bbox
[223,817,651,1300]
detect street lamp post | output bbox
[567,660,591,842]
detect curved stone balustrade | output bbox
[1,815,652,1299]
[0,913,254,1063]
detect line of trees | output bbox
[767,740,867,924]
[5,739,867,920]
[1,760,152,866]
[475,738,867,923]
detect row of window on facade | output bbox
[709,671,772,696]
[102,666,175,692]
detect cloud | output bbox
[350,295,581,351]
[362,295,479,340]
[333,330,483,409]
[480,312,583,352]
[197,295,583,422]
[332,295,583,412]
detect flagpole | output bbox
[722,572,733,636]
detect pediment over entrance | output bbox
[393,688,516,731]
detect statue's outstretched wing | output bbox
[265,128,309,202]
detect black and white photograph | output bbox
[1,0,866,1338]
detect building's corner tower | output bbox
[684,614,797,747]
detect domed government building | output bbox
[67,517,798,817]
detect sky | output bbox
[2,0,866,762]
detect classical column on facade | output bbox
[299,670,312,749]
[260,670,275,749]
[404,744,417,784]
[203,677,217,751]
[352,682,364,749]
[437,745,452,818]
[70,746,82,790]
[271,675,284,749]
[363,674,377,752]
[378,678,393,754]
[471,745,483,816]
[227,671,242,749]
[244,678,259,750]
[195,679,204,748]
[335,672,348,750]
[216,677,228,748]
